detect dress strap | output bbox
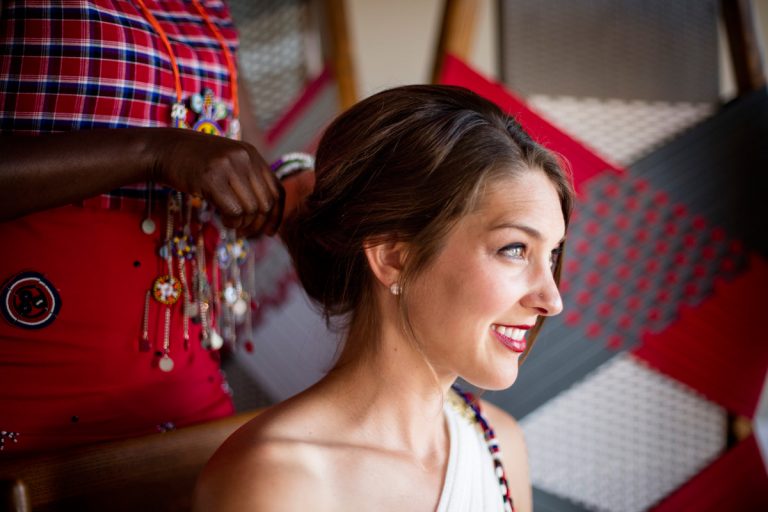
[451,385,516,512]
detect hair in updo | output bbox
[281,85,574,364]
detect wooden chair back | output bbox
[0,410,259,512]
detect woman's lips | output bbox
[491,324,529,353]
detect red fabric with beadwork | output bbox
[0,0,238,455]
[0,206,234,453]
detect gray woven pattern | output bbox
[499,0,719,103]
[229,0,308,129]
[527,95,715,166]
[522,354,726,512]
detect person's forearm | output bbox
[1,126,287,236]
[0,129,157,220]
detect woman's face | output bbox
[406,169,566,390]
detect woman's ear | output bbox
[363,239,408,290]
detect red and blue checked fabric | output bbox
[0,0,238,206]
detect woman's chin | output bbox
[463,366,519,392]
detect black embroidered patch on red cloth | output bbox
[1,272,61,329]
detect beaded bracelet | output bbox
[270,152,315,180]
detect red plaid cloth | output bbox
[0,0,239,208]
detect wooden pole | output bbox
[722,0,767,95]
[431,0,481,83]
[325,0,358,109]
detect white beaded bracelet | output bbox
[270,152,315,180]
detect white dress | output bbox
[436,392,509,512]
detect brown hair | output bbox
[281,85,574,366]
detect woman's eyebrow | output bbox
[489,222,543,239]
[489,222,566,245]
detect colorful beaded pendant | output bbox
[191,88,228,136]
[152,275,181,305]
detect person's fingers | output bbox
[237,210,268,238]
[208,180,245,229]
[264,184,285,235]
[263,168,285,231]
[261,162,282,199]
[228,173,261,216]
[238,182,282,237]
[247,169,275,215]
[237,210,259,232]
[221,150,263,216]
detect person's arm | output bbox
[0,127,283,236]
[236,77,315,220]
[480,400,533,512]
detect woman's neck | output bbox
[316,320,454,466]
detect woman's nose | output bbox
[522,268,563,317]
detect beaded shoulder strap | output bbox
[450,385,516,512]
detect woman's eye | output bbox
[500,243,526,259]
[550,247,563,272]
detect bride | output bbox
[194,84,574,512]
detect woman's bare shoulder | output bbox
[479,399,533,512]
[193,405,336,511]
[478,399,526,450]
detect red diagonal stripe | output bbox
[438,54,625,193]
[651,434,768,511]
[634,255,768,418]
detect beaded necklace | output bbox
[134,0,243,369]
[451,385,516,512]
[134,2,317,369]
[135,0,240,136]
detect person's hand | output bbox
[281,169,315,220]
[151,128,284,237]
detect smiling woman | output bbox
[194,85,574,512]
